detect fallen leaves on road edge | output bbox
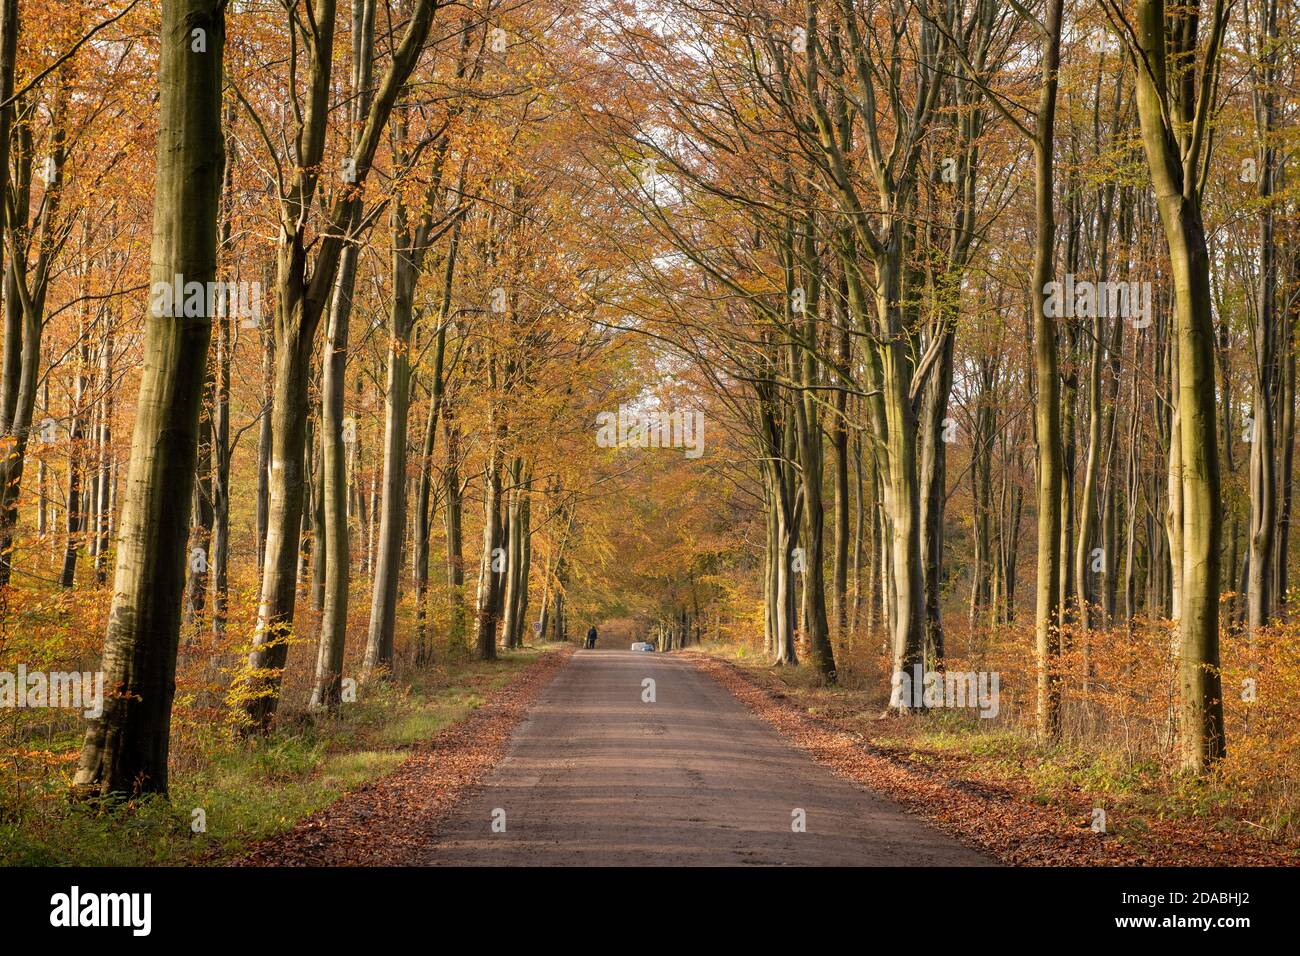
[690,653,1297,867]
[233,645,574,867]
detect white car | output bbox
[630,641,655,652]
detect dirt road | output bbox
[422,649,994,866]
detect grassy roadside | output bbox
[683,643,1300,862]
[1,644,560,866]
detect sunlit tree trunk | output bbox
[1125,0,1228,771]
[311,239,359,710]
[74,0,225,796]
[1031,0,1064,740]
[501,459,531,649]
[255,322,272,572]
[242,0,439,729]
[1247,0,1279,632]
[363,205,418,679]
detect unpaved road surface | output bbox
[422,649,994,866]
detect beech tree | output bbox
[74,0,226,796]
[238,0,442,730]
[1104,0,1230,770]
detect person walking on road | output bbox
[585,625,598,649]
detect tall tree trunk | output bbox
[0,0,18,584]
[473,413,504,660]
[1031,0,1064,740]
[364,113,459,675]
[1127,0,1228,771]
[241,0,440,730]
[1075,312,1103,636]
[1247,0,1279,632]
[183,373,214,621]
[831,303,851,638]
[501,458,529,649]
[412,252,452,662]
[362,222,417,679]
[919,329,955,665]
[311,247,358,710]
[792,328,835,677]
[93,327,114,586]
[444,409,466,647]
[0,73,65,585]
[74,0,225,796]
[59,329,86,588]
[1275,251,1296,609]
[256,324,272,572]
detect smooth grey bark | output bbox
[1074,148,1119,637]
[801,5,948,705]
[1122,0,1229,771]
[919,5,988,663]
[412,228,459,661]
[74,0,225,796]
[363,118,461,678]
[473,408,504,660]
[59,322,86,588]
[1030,0,1064,739]
[1247,0,1279,632]
[311,0,373,710]
[757,368,799,666]
[919,330,954,664]
[182,369,214,621]
[242,0,441,730]
[0,73,65,585]
[210,98,237,640]
[501,458,531,649]
[1276,249,1296,609]
[969,357,996,627]
[830,297,850,638]
[93,325,114,586]
[0,0,17,440]
[256,322,272,573]
[361,256,415,677]
[308,421,325,611]
[787,214,835,677]
[443,404,467,645]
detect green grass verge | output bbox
[0,645,553,866]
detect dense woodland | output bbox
[1,0,1299,854]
